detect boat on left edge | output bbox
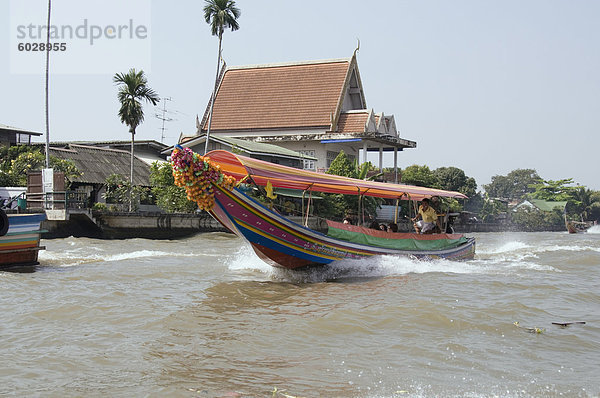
[0,210,46,272]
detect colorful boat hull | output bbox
[210,185,475,269]
[0,212,46,271]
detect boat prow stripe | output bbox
[233,218,342,261]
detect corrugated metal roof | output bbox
[0,123,42,136]
[529,199,567,212]
[49,144,150,185]
[48,140,169,151]
[215,136,318,160]
[177,134,317,160]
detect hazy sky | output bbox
[1,0,599,190]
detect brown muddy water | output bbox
[1,229,600,397]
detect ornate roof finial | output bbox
[353,38,360,58]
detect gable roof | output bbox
[202,57,363,132]
[49,144,150,185]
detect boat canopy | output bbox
[207,150,467,201]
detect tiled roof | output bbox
[337,112,369,133]
[204,59,351,131]
[49,144,150,185]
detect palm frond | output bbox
[203,0,241,36]
[113,68,159,133]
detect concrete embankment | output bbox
[42,212,228,239]
[41,212,566,239]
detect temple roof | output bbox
[202,58,363,132]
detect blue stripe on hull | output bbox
[235,223,336,265]
[210,185,476,268]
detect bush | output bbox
[149,161,197,213]
[92,202,107,211]
[511,207,564,231]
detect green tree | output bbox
[203,0,241,154]
[434,166,477,197]
[327,150,357,178]
[484,169,541,200]
[0,145,81,187]
[103,173,148,212]
[511,206,564,231]
[528,178,579,202]
[589,191,600,222]
[479,194,507,223]
[401,165,440,188]
[149,161,197,213]
[322,151,380,221]
[113,68,159,211]
[568,187,600,221]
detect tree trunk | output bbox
[130,128,135,212]
[204,31,223,155]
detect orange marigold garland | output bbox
[171,146,236,211]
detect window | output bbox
[298,150,315,171]
[326,151,339,168]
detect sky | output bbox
[1,0,599,191]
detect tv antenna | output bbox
[155,97,173,143]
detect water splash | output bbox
[39,248,198,268]
[587,225,600,234]
[226,243,492,283]
[226,244,273,274]
[478,240,531,255]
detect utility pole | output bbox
[44,0,51,168]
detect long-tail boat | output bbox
[171,147,475,269]
[0,211,46,271]
[566,219,595,234]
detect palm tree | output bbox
[203,0,240,155]
[113,68,159,211]
[571,187,596,221]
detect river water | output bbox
[1,229,600,397]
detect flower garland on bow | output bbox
[171,146,236,211]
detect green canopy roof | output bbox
[529,199,567,212]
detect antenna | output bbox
[155,97,173,143]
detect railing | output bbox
[0,191,26,210]
[26,191,89,210]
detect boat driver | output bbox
[412,198,440,234]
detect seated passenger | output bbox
[369,220,380,230]
[388,222,398,233]
[411,198,441,234]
